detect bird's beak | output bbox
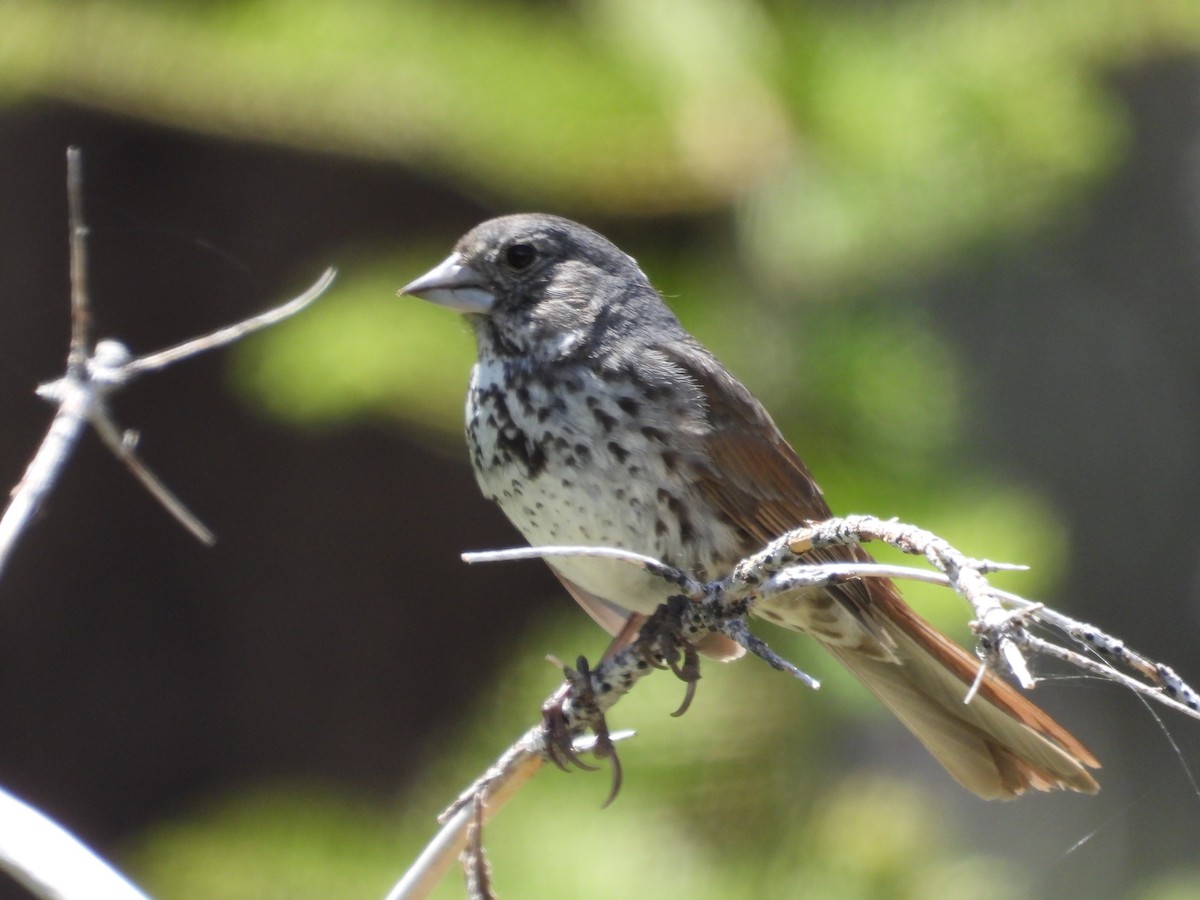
[399,253,494,314]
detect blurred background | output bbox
[1,1,1199,897]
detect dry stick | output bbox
[66,146,90,378]
[0,148,335,900]
[0,148,336,585]
[390,515,1200,898]
[461,791,494,900]
[384,731,632,900]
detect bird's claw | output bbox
[666,643,701,717]
[645,596,704,717]
[541,656,623,804]
[541,679,597,773]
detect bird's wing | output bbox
[659,340,1099,797]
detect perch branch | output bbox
[390,514,1200,898]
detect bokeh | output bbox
[1,1,1199,897]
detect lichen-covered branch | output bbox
[390,514,1200,899]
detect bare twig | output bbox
[0,149,336,899]
[394,514,1200,897]
[0,147,335,585]
[460,791,494,900]
[121,268,335,375]
[66,146,91,377]
[385,731,633,900]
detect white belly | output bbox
[466,357,738,615]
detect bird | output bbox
[400,213,1100,799]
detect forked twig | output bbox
[0,148,335,899]
[0,148,335,585]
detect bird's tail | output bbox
[822,579,1100,799]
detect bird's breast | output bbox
[465,357,741,613]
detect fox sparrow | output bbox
[401,213,1099,799]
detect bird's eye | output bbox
[503,242,537,271]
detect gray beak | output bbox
[399,253,494,314]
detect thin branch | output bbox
[121,267,335,375]
[0,149,337,898]
[0,406,88,580]
[460,791,494,900]
[463,544,701,592]
[0,150,336,585]
[89,414,215,545]
[396,514,1200,897]
[66,146,90,377]
[386,731,632,900]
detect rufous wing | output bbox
[661,340,1099,798]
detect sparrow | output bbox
[401,213,1099,799]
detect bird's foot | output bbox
[542,655,623,807]
[635,596,704,717]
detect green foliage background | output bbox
[4,1,1200,897]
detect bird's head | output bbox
[400,213,667,361]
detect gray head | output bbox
[400,214,680,361]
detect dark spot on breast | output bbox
[479,389,546,478]
[679,517,695,543]
[661,450,679,471]
[617,397,639,415]
[593,409,618,432]
[574,443,591,462]
[515,385,533,415]
[655,518,669,537]
[641,426,666,443]
[607,441,629,464]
